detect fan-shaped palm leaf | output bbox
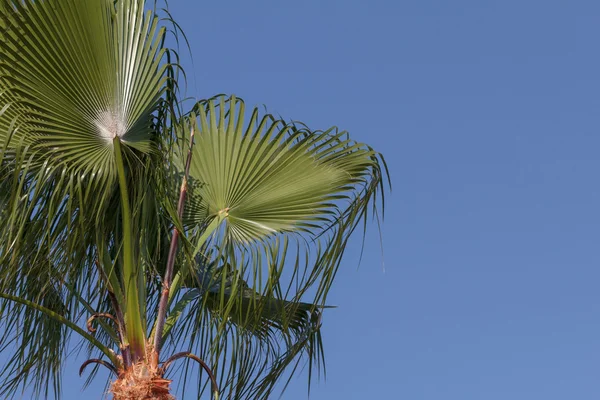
[182,96,384,244]
[0,0,166,159]
[158,95,387,399]
[0,1,170,397]
[0,2,389,399]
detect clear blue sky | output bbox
[43,0,600,398]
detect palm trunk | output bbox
[108,350,219,400]
[110,361,173,400]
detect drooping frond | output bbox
[0,1,389,397]
[0,275,68,399]
[0,0,171,397]
[161,95,388,399]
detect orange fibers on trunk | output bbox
[110,362,174,400]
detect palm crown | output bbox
[0,1,388,399]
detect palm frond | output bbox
[183,254,321,340]
[0,0,166,157]
[161,95,387,399]
[0,2,389,398]
[0,280,68,399]
[182,95,384,244]
[0,0,172,396]
[0,0,170,270]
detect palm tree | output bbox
[0,1,388,399]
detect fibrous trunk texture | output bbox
[110,362,173,400]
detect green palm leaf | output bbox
[190,256,319,337]
[0,0,170,268]
[0,2,389,398]
[0,0,166,162]
[0,1,171,397]
[182,95,384,244]
[162,95,387,399]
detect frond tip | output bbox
[86,313,119,334]
[79,359,119,377]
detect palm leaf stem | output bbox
[167,212,227,309]
[152,127,195,357]
[113,137,146,362]
[156,289,199,349]
[149,213,225,351]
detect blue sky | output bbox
[27,0,600,398]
